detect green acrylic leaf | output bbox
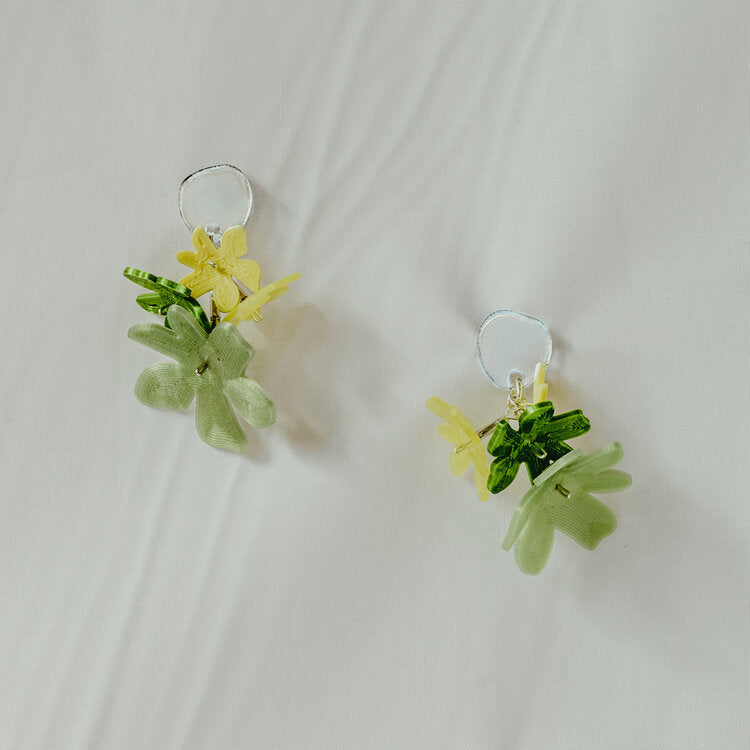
[127,305,276,452]
[486,401,591,493]
[502,442,631,575]
[124,267,212,334]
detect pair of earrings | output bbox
[427,310,631,574]
[124,166,631,575]
[123,165,300,452]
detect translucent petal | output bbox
[165,305,207,355]
[133,363,194,411]
[502,483,544,551]
[206,323,254,379]
[473,466,490,502]
[425,396,454,422]
[568,441,625,479]
[195,388,247,453]
[583,469,632,494]
[545,492,617,550]
[438,423,464,444]
[514,507,554,575]
[448,448,472,477]
[128,322,185,362]
[223,377,276,429]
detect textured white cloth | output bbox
[1,1,748,748]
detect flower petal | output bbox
[545,491,617,550]
[542,408,591,442]
[223,377,277,429]
[514,506,554,575]
[175,250,201,271]
[448,448,472,477]
[487,454,520,493]
[192,226,218,258]
[583,469,632,494]
[212,274,241,313]
[134,362,194,411]
[195,388,247,452]
[178,265,218,300]
[568,441,625,479]
[486,420,520,457]
[233,258,262,293]
[438,423,464,444]
[502,483,544,551]
[165,305,208,355]
[473,465,490,502]
[425,396,455,422]
[220,225,248,260]
[128,322,185,361]
[207,322,254,379]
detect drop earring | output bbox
[426,310,631,575]
[124,165,300,453]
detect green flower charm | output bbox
[502,442,631,575]
[486,401,591,493]
[124,267,212,334]
[128,304,276,452]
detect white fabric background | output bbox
[1,1,748,748]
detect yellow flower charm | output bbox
[426,396,491,501]
[224,273,302,325]
[177,225,261,313]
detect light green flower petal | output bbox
[514,506,554,575]
[545,491,617,550]
[128,322,185,361]
[223,377,276,429]
[207,323,254,379]
[502,483,543,551]
[166,304,209,351]
[134,363,194,411]
[583,469,632,494]
[567,441,625,479]
[195,388,247,453]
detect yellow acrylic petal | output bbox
[533,362,549,403]
[192,226,217,258]
[234,258,262,294]
[448,448,472,477]
[220,225,248,261]
[437,423,464,444]
[175,250,201,270]
[425,396,455,423]
[178,266,218,300]
[473,467,490,502]
[212,274,241,313]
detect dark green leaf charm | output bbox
[486,401,591,493]
[123,267,212,334]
